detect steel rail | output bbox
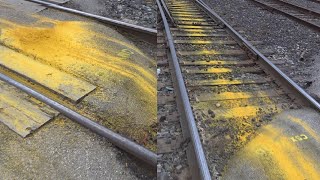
[250,0,320,30]
[157,0,212,179]
[160,0,176,26]
[25,0,157,36]
[275,0,320,16]
[196,0,320,111]
[0,72,157,167]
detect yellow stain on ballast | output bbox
[203,90,278,144]
[212,95,276,121]
[243,125,320,179]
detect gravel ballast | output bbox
[202,0,320,100]
[63,0,156,28]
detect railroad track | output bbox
[251,0,320,30]
[0,0,157,169]
[157,0,320,179]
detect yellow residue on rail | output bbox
[243,125,320,179]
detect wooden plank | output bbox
[180,60,254,66]
[177,25,221,29]
[0,81,58,137]
[178,49,246,56]
[194,89,284,101]
[183,66,262,74]
[172,33,228,37]
[176,21,217,26]
[188,78,271,86]
[0,46,96,103]
[174,39,235,44]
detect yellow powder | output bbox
[0,19,155,98]
[0,15,156,148]
[246,125,320,179]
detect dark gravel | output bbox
[64,0,156,28]
[202,0,320,100]
[285,0,320,12]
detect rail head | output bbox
[157,0,212,180]
[160,0,176,26]
[195,0,320,111]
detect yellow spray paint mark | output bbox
[117,49,134,60]
[244,125,320,179]
[288,116,320,143]
[290,134,308,142]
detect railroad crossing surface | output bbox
[0,0,156,179]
